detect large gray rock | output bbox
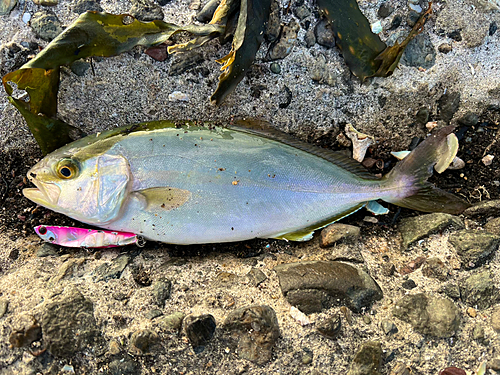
[347,341,383,375]
[224,305,280,365]
[448,230,500,268]
[460,271,500,310]
[274,261,382,313]
[399,213,464,249]
[40,287,99,357]
[392,293,460,338]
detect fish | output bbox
[23,120,470,245]
[34,225,141,248]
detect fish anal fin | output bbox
[366,200,389,215]
[272,203,366,242]
[132,187,191,211]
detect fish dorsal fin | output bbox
[131,187,191,212]
[232,118,376,180]
[272,203,366,241]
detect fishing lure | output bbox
[34,225,144,248]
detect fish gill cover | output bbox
[2,0,431,154]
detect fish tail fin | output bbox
[382,125,471,214]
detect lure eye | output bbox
[56,159,79,179]
[38,226,47,235]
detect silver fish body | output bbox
[23,121,469,244]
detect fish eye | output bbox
[56,159,79,179]
[38,226,47,235]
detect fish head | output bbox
[34,225,58,244]
[24,150,131,224]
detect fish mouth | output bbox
[23,177,61,209]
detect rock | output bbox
[438,91,461,123]
[152,278,172,307]
[492,308,500,332]
[293,5,310,20]
[169,51,203,76]
[145,44,169,61]
[390,363,411,375]
[398,213,464,249]
[490,21,498,36]
[305,28,316,47]
[70,60,91,76]
[274,261,383,313]
[145,309,163,320]
[315,19,336,49]
[270,62,281,74]
[93,254,130,282]
[130,329,158,354]
[36,243,58,257]
[320,223,361,247]
[0,41,38,77]
[392,293,460,337]
[463,200,500,218]
[196,0,219,23]
[399,256,426,275]
[224,305,280,365]
[316,314,341,339]
[30,10,64,41]
[421,257,449,281]
[381,319,398,335]
[390,15,402,30]
[441,283,461,300]
[381,262,396,277]
[378,2,393,18]
[457,112,479,127]
[489,358,500,371]
[461,271,500,309]
[72,0,103,14]
[439,368,466,375]
[448,230,500,268]
[347,341,382,375]
[215,271,239,284]
[330,243,364,263]
[0,298,8,318]
[41,287,99,357]
[406,10,420,27]
[472,323,484,340]
[447,30,462,42]
[402,279,417,290]
[415,107,429,125]
[438,43,453,54]
[8,314,41,348]
[184,314,216,353]
[401,33,436,69]
[301,348,313,364]
[266,20,300,61]
[485,217,500,235]
[158,312,185,332]
[108,358,139,375]
[0,0,16,15]
[129,0,164,21]
[278,85,292,109]
[265,0,281,43]
[245,268,267,287]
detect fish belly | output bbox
[103,127,382,244]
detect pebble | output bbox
[467,307,477,318]
[169,52,204,76]
[301,348,313,364]
[93,254,130,282]
[330,243,365,264]
[30,10,64,41]
[463,199,500,218]
[245,268,267,287]
[438,43,453,54]
[270,62,281,74]
[0,298,8,318]
[196,0,219,23]
[421,257,449,281]
[448,30,462,42]
[490,21,498,36]
[381,319,398,335]
[290,306,311,325]
[314,19,336,49]
[22,13,31,24]
[460,271,499,309]
[378,2,393,18]
[482,154,494,166]
[390,15,402,30]
[441,283,461,300]
[371,21,383,34]
[320,223,361,247]
[398,213,464,249]
[439,368,466,375]
[168,91,189,102]
[224,305,280,365]
[152,278,172,307]
[485,217,500,235]
[406,10,420,27]
[145,309,163,320]
[401,279,417,290]
[347,341,382,375]
[363,315,371,324]
[130,329,158,354]
[145,44,169,61]
[305,28,316,47]
[129,0,164,21]
[36,243,59,257]
[70,60,91,76]
[392,293,460,337]
[0,0,16,15]
[157,312,185,333]
[266,20,300,60]
[40,287,99,356]
[274,261,383,313]
[458,112,479,127]
[472,323,484,340]
[184,314,216,353]
[9,314,41,348]
[401,33,436,69]
[415,107,429,125]
[438,91,461,123]
[390,363,411,375]
[346,124,375,163]
[293,5,310,20]
[489,359,500,371]
[448,230,500,269]
[108,358,139,375]
[72,0,103,14]
[316,314,341,339]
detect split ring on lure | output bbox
[34,225,145,248]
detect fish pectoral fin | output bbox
[271,203,366,242]
[131,187,191,211]
[366,200,389,215]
